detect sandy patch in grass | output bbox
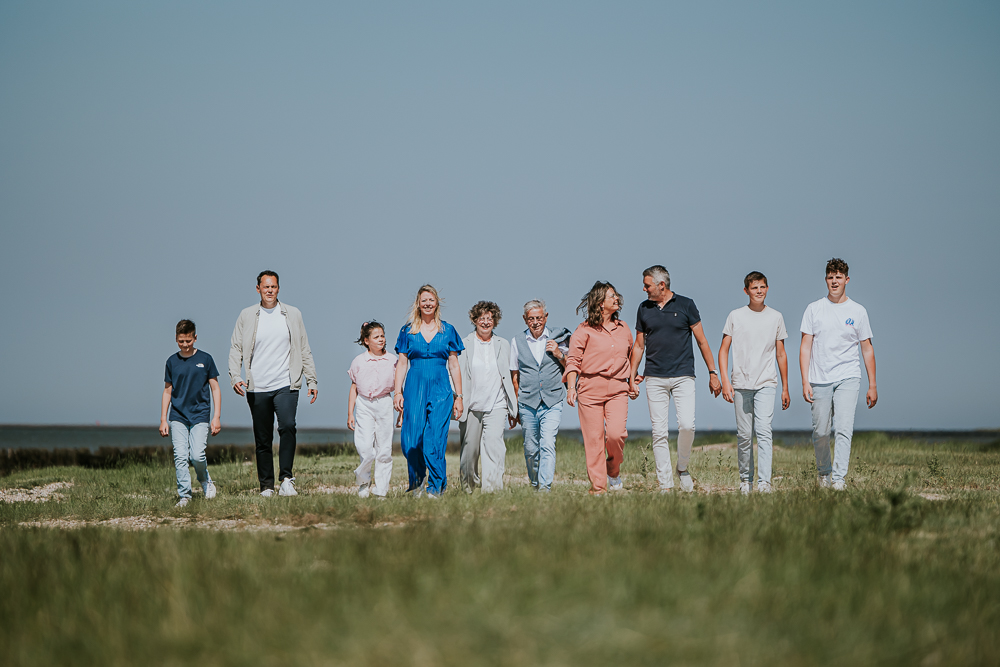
[18,515,323,532]
[0,482,73,503]
[918,492,947,501]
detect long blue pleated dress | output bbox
[395,321,464,495]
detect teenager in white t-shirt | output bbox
[799,258,878,491]
[718,271,790,495]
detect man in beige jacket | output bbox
[229,270,318,497]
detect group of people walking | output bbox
[158,259,877,505]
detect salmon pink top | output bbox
[563,320,634,382]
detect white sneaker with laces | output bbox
[608,476,624,491]
[175,497,190,507]
[679,472,694,493]
[358,483,370,499]
[279,478,298,497]
[203,481,217,500]
[739,481,751,496]
[757,481,773,494]
[260,488,275,498]
[832,479,846,491]
[818,474,832,489]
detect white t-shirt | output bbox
[722,305,788,390]
[800,297,873,384]
[250,305,291,392]
[468,336,505,412]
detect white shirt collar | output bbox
[525,327,550,343]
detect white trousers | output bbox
[459,407,509,493]
[353,394,394,496]
[645,376,696,489]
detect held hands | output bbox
[393,393,405,413]
[627,381,640,400]
[566,387,577,408]
[210,418,221,436]
[159,420,169,437]
[508,413,519,429]
[452,396,463,420]
[396,409,403,428]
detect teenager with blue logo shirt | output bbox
[160,319,220,507]
[800,258,878,491]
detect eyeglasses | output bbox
[525,316,545,323]
[477,317,494,324]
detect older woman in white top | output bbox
[457,301,517,493]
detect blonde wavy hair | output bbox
[407,284,443,333]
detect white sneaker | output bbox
[426,490,440,499]
[260,488,275,498]
[832,479,846,491]
[358,483,370,499]
[660,487,673,494]
[818,474,832,489]
[411,485,426,498]
[679,472,694,493]
[175,497,190,507]
[739,481,751,496]
[203,481,217,500]
[278,478,298,497]
[608,476,624,491]
[757,481,773,494]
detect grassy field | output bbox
[1,433,999,666]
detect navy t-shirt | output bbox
[164,350,219,426]
[635,295,701,378]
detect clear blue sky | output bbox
[1,1,997,430]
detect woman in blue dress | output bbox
[392,285,465,497]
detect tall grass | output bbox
[2,435,999,666]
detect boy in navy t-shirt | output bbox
[160,319,221,507]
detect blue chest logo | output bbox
[845,318,855,327]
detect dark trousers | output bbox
[246,387,299,490]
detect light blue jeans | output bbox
[170,421,212,499]
[734,386,775,484]
[810,377,861,483]
[520,401,563,491]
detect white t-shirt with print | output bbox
[800,297,873,384]
[722,305,788,390]
[251,305,292,392]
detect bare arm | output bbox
[629,331,645,386]
[209,378,222,435]
[861,339,877,408]
[718,335,733,403]
[565,371,579,407]
[347,383,358,430]
[775,340,790,410]
[159,383,172,436]
[511,370,520,397]
[691,322,721,397]
[799,333,813,403]
[448,352,464,420]
[393,354,409,412]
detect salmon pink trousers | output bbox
[577,376,629,494]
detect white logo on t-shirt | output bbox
[196,363,205,368]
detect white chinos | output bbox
[353,394,394,496]
[459,407,509,493]
[645,376,696,489]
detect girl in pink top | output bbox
[347,320,398,498]
[564,282,636,494]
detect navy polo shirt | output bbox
[164,350,219,426]
[635,295,701,378]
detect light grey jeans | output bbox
[459,407,508,493]
[645,376,696,489]
[810,377,861,483]
[170,421,212,499]
[734,387,775,484]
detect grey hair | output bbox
[523,299,546,316]
[642,265,670,290]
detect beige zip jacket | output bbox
[228,301,318,392]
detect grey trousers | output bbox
[459,407,508,493]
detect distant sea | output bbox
[1,425,995,451]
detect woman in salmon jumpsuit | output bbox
[393,285,464,497]
[564,281,637,495]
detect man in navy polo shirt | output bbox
[629,265,721,492]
